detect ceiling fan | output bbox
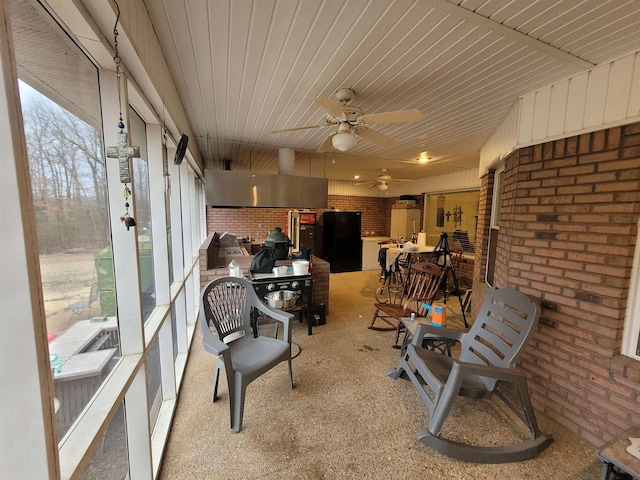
[271,88,422,153]
[357,169,412,191]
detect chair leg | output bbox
[392,320,405,348]
[368,307,396,331]
[387,357,408,380]
[287,357,294,389]
[226,372,236,431]
[232,380,246,433]
[212,367,220,402]
[428,369,463,437]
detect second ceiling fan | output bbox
[357,169,412,191]
[271,88,422,153]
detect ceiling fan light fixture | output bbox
[378,181,389,191]
[332,132,357,151]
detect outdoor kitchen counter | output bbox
[199,235,330,313]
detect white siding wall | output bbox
[328,167,480,197]
[479,100,521,172]
[480,50,640,172]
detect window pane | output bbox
[171,304,178,361]
[486,227,499,286]
[11,0,120,440]
[146,337,162,429]
[486,167,503,286]
[128,107,156,320]
[79,403,129,480]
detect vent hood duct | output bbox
[205,149,328,208]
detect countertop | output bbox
[205,253,326,277]
[362,236,392,242]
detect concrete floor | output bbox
[159,270,602,479]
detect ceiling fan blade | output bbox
[317,134,335,153]
[361,109,423,125]
[315,97,344,118]
[357,128,396,148]
[271,125,323,133]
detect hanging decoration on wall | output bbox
[121,186,136,230]
[105,0,140,230]
[453,205,464,227]
[162,97,171,195]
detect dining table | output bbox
[381,244,436,272]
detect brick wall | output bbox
[206,207,290,244]
[470,171,494,310]
[206,194,424,258]
[324,195,409,237]
[472,122,640,446]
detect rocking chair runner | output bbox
[388,287,553,463]
[368,261,448,348]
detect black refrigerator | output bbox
[322,211,362,273]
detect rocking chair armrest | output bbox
[401,298,421,315]
[375,284,404,303]
[450,360,526,384]
[412,323,464,345]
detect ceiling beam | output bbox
[426,0,595,70]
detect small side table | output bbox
[597,426,640,479]
[398,316,458,357]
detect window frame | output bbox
[622,218,640,360]
[485,163,504,287]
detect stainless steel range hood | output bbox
[205,169,328,208]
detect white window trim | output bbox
[621,218,640,360]
[485,163,504,286]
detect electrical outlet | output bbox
[258,223,262,229]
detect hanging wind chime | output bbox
[162,98,171,195]
[106,0,140,231]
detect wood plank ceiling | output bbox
[144,0,640,183]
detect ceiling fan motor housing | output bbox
[334,87,355,104]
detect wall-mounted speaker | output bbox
[174,134,188,165]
